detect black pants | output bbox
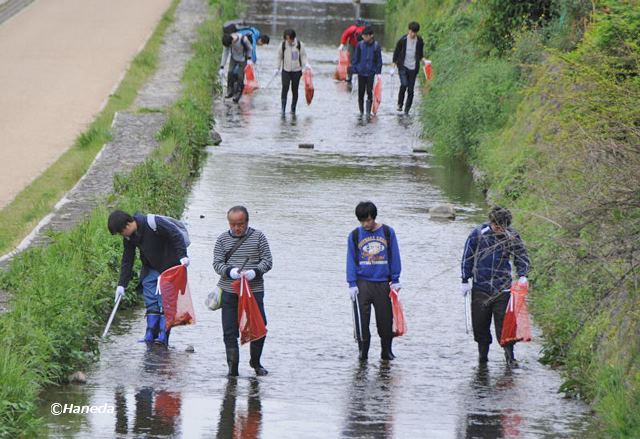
[357,75,375,114]
[471,289,510,345]
[398,66,419,112]
[221,290,267,348]
[353,280,393,342]
[227,59,246,97]
[281,70,302,111]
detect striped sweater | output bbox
[213,227,273,293]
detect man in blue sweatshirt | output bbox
[347,201,402,361]
[349,27,382,119]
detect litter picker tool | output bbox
[102,295,122,338]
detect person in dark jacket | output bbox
[460,206,530,366]
[347,201,402,362]
[350,27,382,118]
[213,206,273,377]
[108,210,189,346]
[392,21,426,115]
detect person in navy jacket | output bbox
[461,206,530,366]
[347,201,402,361]
[349,27,382,118]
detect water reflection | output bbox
[342,363,396,438]
[216,378,263,439]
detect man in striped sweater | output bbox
[213,206,273,377]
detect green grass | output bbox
[0,0,235,435]
[0,0,180,256]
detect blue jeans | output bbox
[142,269,162,313]
[221,290,266,347]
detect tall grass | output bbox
[0,0,236,435]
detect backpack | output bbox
[281,40,302,66]
[223,19,245,35]
[147,214,191,248]
[351,224,392,267]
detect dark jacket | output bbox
[461,223,530,294]
[351,39,382,77]
[392,35,424,69]
[118,213,188,288]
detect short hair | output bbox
[258,34,270,44]
[362,26,374,36]
[108,210,134,235]
[227,205,249,222]
[222,33,233,47]
[355,201,377,221]
[283,29,296,40]
[408,21,420,32]
[488,206,512,228]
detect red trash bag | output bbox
[243,63,259,95]
[371,75,382,115]
[389,288,407,337]
[423,60,433,80]
[334,49,350,81]
[157,265,196,330]
[499,282,532,346]
[303,68,314,105]
[231,277,267,345]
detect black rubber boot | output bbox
[504,344,517,367]
[478,343,489,363]
[358,99,364,117]
[381,338,394,361]
[366,100,372,120]
[281,99,287,116]
[249,338,268,376]
[387,337,396,360]
[358,339,370,361]
[291,103,296,115]
[225,345,239,377]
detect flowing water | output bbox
[40,1,594,437]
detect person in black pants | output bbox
[350,27,382,119]
[275,29,309,115]
[460,206,530,366]
[392,22,425,115]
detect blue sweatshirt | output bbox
[237,27,260,63]
[351,39,382,77]
[346,225,401,287]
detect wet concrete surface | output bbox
[39,1,594,438]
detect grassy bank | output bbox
[387,0,639,436]
[0,0,234,435]
[0,0,180,256]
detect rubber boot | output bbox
[381,337,394,361]
[291,102,296,115]
[358,339,370,362]
[144,313,161,343]
[478,343,489,363]
[504,344,517,367]
[366,100,372,120]
[154,315,170,347]
[249,338,268,376]
[387,337,396,360]
[226,345,239,377]
[281,100,287,116]
[358,99,364,117]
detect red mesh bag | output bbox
[158,265,196,330]
[389,288,407,337]
[499,282,532,346]
[423,60,433,80]
[334,50,350,81]
[231,277,267,345]
[372,76,382,115]
[243,63,259,95]
[303,68,314,105]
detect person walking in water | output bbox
[347,201,402,361]
[392,21,426,115]
[213,206,273,377]
[349,27,382,119]
[275,29,309,116]
[108,210,190,347]
[460,206,530,366]
[220,32,252,103]
[338,18,366,84]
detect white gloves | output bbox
[349,286,359,302]
[304,63,311,70]
[115,286,125,303]
[390,283,401,292]
[460,282,472,297]
[180,257,190,267]
[247,60,253,65]
[390,67,397,77]
[243,269,257,281]
[518,276,528,286]
[339,44,345,51]
[273,68,280,76]
[230,268,241,279]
